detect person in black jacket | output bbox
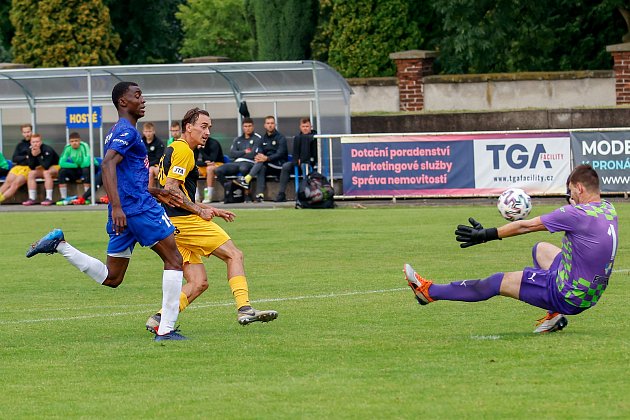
[234,116,288,202]
[142,122,165,189]
[22,133,60,206]
[215,118,260,188]
[195,136,224,203]
[275,118,317,202]
[0,123,32,204]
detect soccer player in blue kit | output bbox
[27,82,187,341]
[404,164,618,333]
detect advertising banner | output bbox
[341,132,571,196]
[473,133,571,194]
[341,136,474,196]
[570,130,630,192]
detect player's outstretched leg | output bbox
[26,229,65,257]
[404,264,503,304]
[534,311,568,334]
[26,229,108,284]
[403,263,434,305]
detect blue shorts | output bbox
[519,252,585,315]
[106,205,175,255]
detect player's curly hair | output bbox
[111,81,138,109]
[181,107,210,130]
[568,164,599,191]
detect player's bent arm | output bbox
[497,216,548,239]
[163,176,211,219]
[202,205,235,222]
[148,187,183,207]
[101,149,123,209]
[102,149,126,232]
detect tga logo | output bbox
[486,144,563,169]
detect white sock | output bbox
[207,187,213,199]
[59,185,68,199]
[28,189,37,200]
[83,184,89,192]
[57,242,108,284]
[157,270,183,335]
[46,189,53,200]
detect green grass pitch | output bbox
[1,201,629,418]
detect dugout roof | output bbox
[0,60,352,135]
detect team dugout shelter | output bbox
[0,61,352,200]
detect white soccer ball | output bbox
[497,188,532,221]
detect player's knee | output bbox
[164,252,183,271]
[226,246,243,263]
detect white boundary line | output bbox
[0,287,408,325]
[2,267,628,325]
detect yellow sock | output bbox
[228,275,250,310]
[244,174,252,183]
[179,292,190,312]
[0,192,4,203]
[158,292,189,315]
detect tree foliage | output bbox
[246,0,318,60]
[433,0,627,74]
[317,0,422,78]
[10,0,120,67]
[177,0,254,61]
[106,0,184,65]
[0,32,9,62]
[311,0,333,63]
[0,0,12,59]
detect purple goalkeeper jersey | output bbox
[540,200,618,309]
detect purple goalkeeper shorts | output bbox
[519,251,586,315]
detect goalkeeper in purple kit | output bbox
[404,164,618,333]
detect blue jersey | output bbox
[104,118,158,217]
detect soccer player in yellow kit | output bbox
[145,107,278,332]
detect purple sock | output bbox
[428,273,504,302]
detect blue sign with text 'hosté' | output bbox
[66,106,102,128]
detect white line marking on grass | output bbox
[5,267,629,325]
[470,335,502,340]
[0,287,408,325]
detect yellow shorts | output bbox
[9,165,30,178]
[197,162,223,178]
[171,214,231,264]
[35,164,60,173]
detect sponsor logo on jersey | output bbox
[172,166,186,176]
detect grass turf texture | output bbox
[1,202,629,418]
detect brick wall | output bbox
[389,50,438,111]
[606,42,630,105]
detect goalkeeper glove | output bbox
[455,217,501,248]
